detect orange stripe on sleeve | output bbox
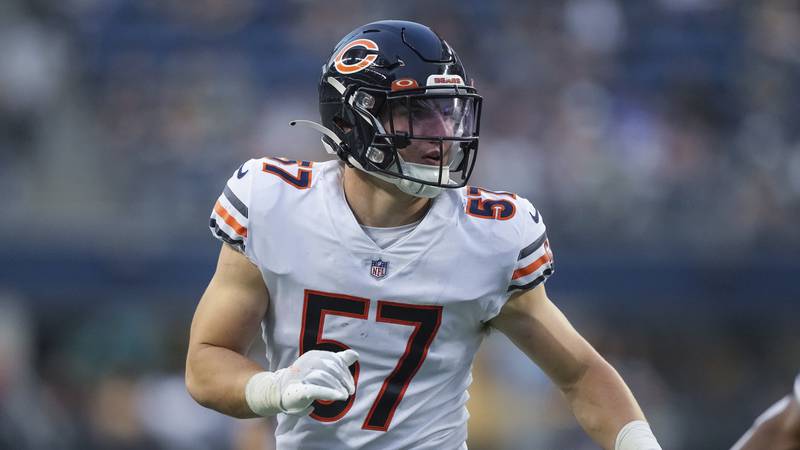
[512,253,551,280]
[214,200,248,237]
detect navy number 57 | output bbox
[300,290,442,431]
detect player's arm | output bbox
[731,395,800,450]
[489,284,660,450]
[186,243,272,418]
[187,243,358,420]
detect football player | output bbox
[186,20,662,450]
[731,373,800,450]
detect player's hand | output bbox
[276,349,359,415]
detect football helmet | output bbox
[293,20,482,198]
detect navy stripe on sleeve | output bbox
[210,218,245,252]
[223,185,249,218]
[518,232,547,261]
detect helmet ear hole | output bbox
[333,116,353,134]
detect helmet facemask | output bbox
[343,84,482,197]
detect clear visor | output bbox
[381,96,479,139]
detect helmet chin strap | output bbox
[351,153,449,198]
[390,161,448,198]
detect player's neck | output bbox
[342,166,432,228]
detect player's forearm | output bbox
[185,342,264,418]
[561,357,648,450]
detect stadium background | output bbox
[1,0,799,449]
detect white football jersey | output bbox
[209,157,554,450]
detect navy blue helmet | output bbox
[306,20,482,197]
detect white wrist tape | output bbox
[245,371,284,417]
[615,420,662,450]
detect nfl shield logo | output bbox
[370,259,389,279]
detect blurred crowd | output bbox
[3,0,800,251]
[1,0,799,449]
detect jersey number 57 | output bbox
[300,290,442,431]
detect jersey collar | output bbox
[323,161,457,274]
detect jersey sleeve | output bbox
[481,197,555,322]
[794,373,799,402]
[506,199,554,294]
[209,159,256,260]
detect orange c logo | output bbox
[391,78,419,91]
[333,39,379,74]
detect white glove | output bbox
[245,349,359,416]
